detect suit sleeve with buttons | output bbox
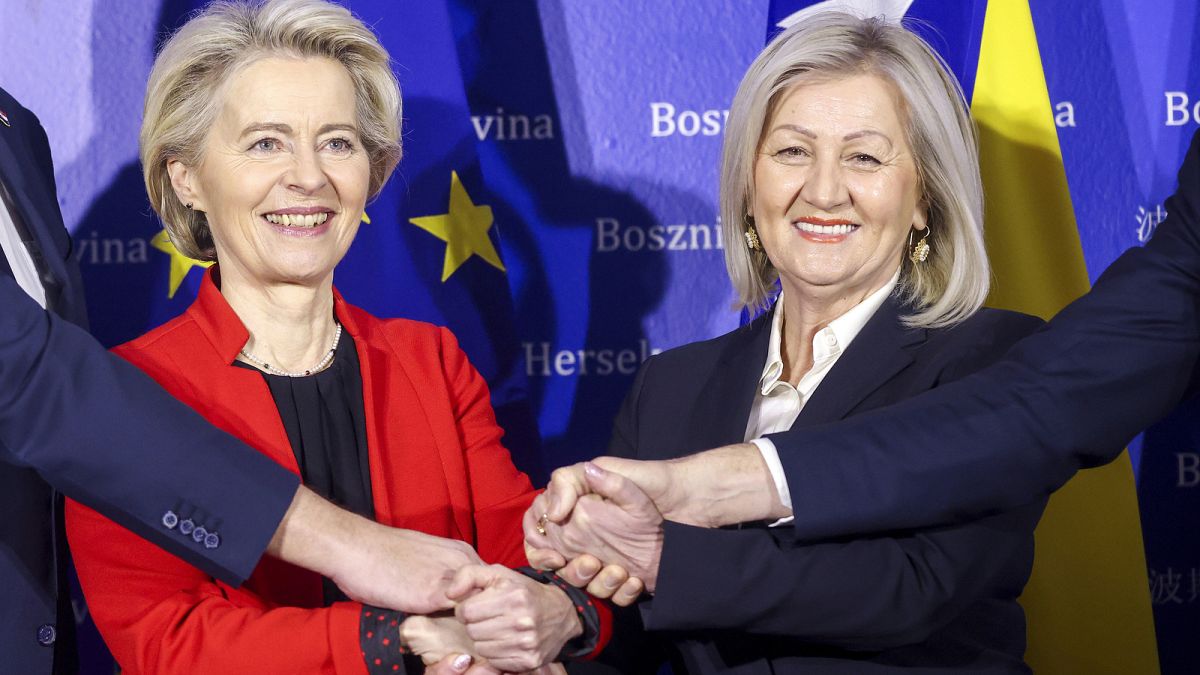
[0,89,297,583]
[67,493,371,675]
[0,87,299,587]
[0,279,298,583]
[770,128,1200,541]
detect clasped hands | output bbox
[522,458,678,606]
[404,563,576,674]
[332,446,781,672]
[329,525,575,674]
[518,447,793,606]
[409,458,672,673]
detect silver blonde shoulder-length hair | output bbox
[141,0,402,261]
[720,11,989,329]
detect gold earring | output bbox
[908,226,930,264]
[744,216,762,251]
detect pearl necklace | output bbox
[239,323,344,377]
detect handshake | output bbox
[325,446,785,673]
[522,458,674,605]
[407,458,675,674]
[521,448,790,604]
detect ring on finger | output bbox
[535,513,550,536]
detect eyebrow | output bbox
[316,123,360,136]
[239,122,359,138]
[769,124,893,145]
[240,122,292,139]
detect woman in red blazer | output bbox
[65,2,604,673]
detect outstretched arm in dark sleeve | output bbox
[2,282,486,613]
[0,279,297,583]
[772,129,1200,540]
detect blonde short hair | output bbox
[141,0,401,261]
[720,12,989,328]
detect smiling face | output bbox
[168,55,370,289]
[752,72,926,303]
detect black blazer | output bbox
[767,129,1200,542]
[598,296,1045,674]
[0,87,299,673]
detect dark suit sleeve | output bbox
[645,501,1041,649]
[642,314,1045,647]
[0,280,299,584]
[770,129,1200,541]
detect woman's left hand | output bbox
[446,564,582,672]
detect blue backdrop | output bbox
[2,0,1198,671]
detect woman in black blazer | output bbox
[530,12,1046,674]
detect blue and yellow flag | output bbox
[973,1,1155,670]
[768,1,1157,671]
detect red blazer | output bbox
[67,271,542,674]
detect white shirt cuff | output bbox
[750,437,794,526]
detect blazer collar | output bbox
[681,308,775,451]
[188,266,361,363]
[795,293,925,425]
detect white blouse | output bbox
[748,273,899,525]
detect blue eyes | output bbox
[246,137,355,154]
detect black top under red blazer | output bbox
[600,296,1046,674]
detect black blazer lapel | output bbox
[681,308,775,452]
[796,295,925,426]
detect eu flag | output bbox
[336,0,543,477]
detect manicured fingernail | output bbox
[584,462,604,478]
[603,576,621,589]
[453,654,472,670]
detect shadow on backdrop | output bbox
[450,0,730,477]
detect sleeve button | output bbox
[204,532,221,549]
[161,511,179,529]
[37,624,56,646]
[192,526,208,543]
[179,519,195,535]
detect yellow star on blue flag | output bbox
[410,171,505,282]
[151,229,212,299]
